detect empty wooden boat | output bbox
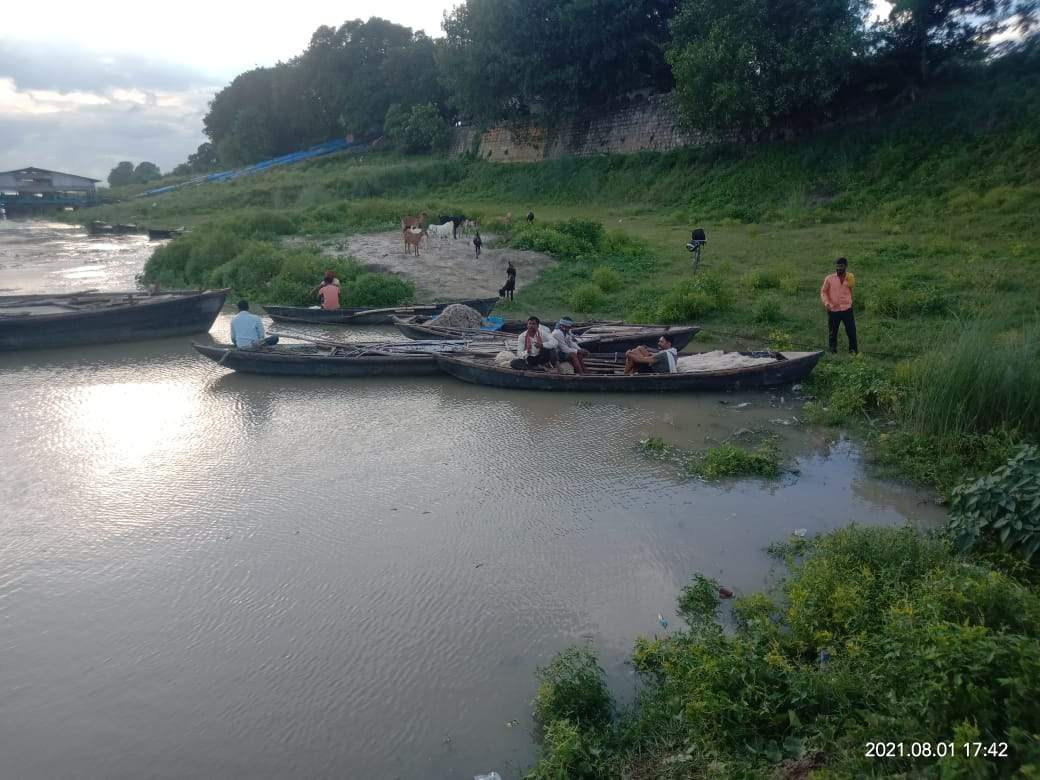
[193,340,472,377]
[0,289,227,350]
[264,297,499,326]
[434,350,823,392]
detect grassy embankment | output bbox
[83,54,1040,494]
[83,56,1040,777]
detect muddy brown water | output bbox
[0,221,944,779]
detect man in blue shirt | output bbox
[230,300,278,349]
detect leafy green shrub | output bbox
[656,273,733,323]
[570,283,605,311]
[686,443,780,479]
[590,266,622,293]
[806,355,902,424]
[753,294,783,323]
[571,526,1040,777]
[556,218,605,247]
[872,428,1019,495]
[677,574,722,626]
[343,273,415,308]
[949,445,1040,561]
[534,646,613,729]
[383,102,450,153]
[769,328,794,350]
[778,272,800,295]
[871,280,955,319]
[741,270,781,290]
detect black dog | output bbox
[499,261,516,300]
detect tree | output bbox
[131,162,161,184]
[187,142,220,173]
[439,0,678,122]
[880,0,1038,87]
[668,0,869,139]
[107,161,135,187]
[383,103,450,153]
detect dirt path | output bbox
[287,231,556,300]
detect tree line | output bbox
[172,0,1036,171]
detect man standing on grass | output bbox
[820,256,857,354]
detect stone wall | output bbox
[451,93,711,162]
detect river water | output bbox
[0,220,944,779]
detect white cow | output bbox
[428,221,455,241]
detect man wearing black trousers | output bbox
[820,257,858,354]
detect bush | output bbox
[741,269,781,290]
[383,102,450,154]
[590,266,622,293]
[533,646,613,729]
[949,445,1040,561]
[753,294,783,323]
[541,526,1040,777]
[342,273,415,308]
[656,273,733,323]
[806,355,902,424]
[686,442,781,479]
[570,283,605,311]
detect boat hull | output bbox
[264,297,498,326]
[193,344,442,377]
[0,290,227,350]
[435,351,823,392]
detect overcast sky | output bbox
[0,2,452,181]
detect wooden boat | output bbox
[264,297,499,326]
[435,350,823,392]
[193,340,471,377]
[0,289,227,350]
[147,228,184,240]
[393,316,700,353]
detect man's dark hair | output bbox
[659,334,673,346]
[836,257,848,266]
[527,316,541,325]
[237,300,249,311]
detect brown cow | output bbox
[403,227,425,256]
[401,211,428,230]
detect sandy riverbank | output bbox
[284,231,556,299]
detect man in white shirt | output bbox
[230,300,278,349]
[511,316,557,369]
[551,317,590,374]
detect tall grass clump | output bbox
[905,322,1040,441]
[656,273,733,323]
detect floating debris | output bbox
[718,587,734,599]
[793,528,808,537]
[658,613,669,629]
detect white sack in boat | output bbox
[676,350,778,373]
[495,350,514,367]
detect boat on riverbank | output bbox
[193,340,473,377]
[394,317,700,353]
[435,350,823,392]
[264,297,498,326]
[0,289,227,350]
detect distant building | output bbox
[0,167,101,216]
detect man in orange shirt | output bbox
[820,256,857,354]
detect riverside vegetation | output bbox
[78,48,1040,778]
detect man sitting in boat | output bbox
[311,271,341,310]
[231,300,279,349]
[511,316,558,370]
[551,317,590,374]
[624,334,678,375]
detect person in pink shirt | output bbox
[820,256,857,353]
[312,270,341,310]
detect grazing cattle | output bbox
[428,221,455,241]
[437,214,466,239]
[403,227,425,256]
[401,211,428,230]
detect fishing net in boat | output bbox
[494,350,515,367]
[430,303,483,329]
[676,350,778,373]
